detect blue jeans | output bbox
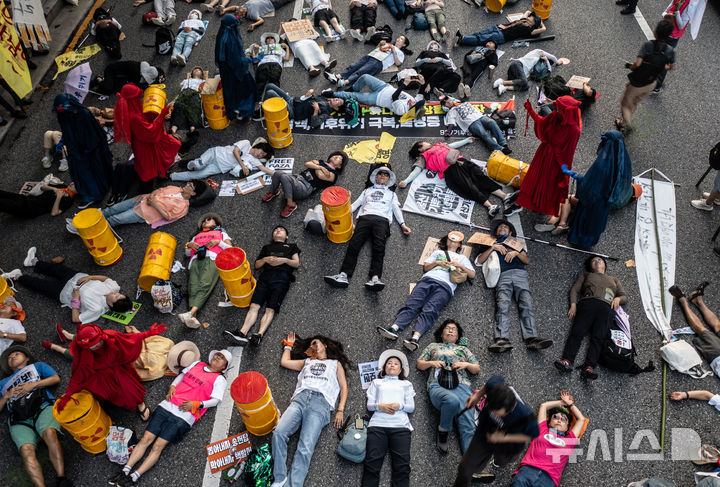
[101,197,145,227]
[394,277,452,336]
[461,26,505,47]
[428,382,475,453]
[511,466,555,487]
[468,117,506,152]
[381,0,405,17]
[333,74,388,107]
[494,269,537,340]
[172,30,201,59]
[341,56,383,86]
[272,390,332,487]
[654,36,679,90]
[264,83,295,119]
[171,149,222,181]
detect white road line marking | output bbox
[293,0,304,21]
[201,346,244,487]
[634,7,655,41]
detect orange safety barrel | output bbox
[532,0,552,20]
[231,371,278,436]
[138,232,177,291]
[0,276,13,303]
[486,151,529,189]
[53,390,112,454]
[72,209,123,266]
[485,0,506,13]
[201,87,230,130]
[215,248,255,308]
[262,97,293,149]
[321,186,354,243]
[143,84,167,116]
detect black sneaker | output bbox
[224,329,249,346]
[376,325,399,340]
[501,145,513,155]
[503,191,519,207]
[503,203,522,216]
[437,430,449,454]
[108,472,127,486]
[403,338,419,352]
[525,337,553,350]
[249,333,263,346]
[620,6,636,14]
[453,30,462,48]
[321,88,335,98]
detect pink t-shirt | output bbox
[513,422,578,487]
[668,0,691,39]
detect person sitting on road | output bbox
[324,37,410,88]
[256,85,346,129]
[273,333,349,487]
[362,350,415,487]
[416,319,480,454]
[454,10,546,48]
[4,248,132,324]
[177,213,233,329]
[474,218,553,354]
[248,33,291,94]
[348,0,378,41]
[441,96,512,155]
[108,349,230,487]
[0,345,74,487]
[324,74,426,117]
[0,296,26,354]
[224,225,300,346]
[555,256,627,380]
[458,40,498,98]
[171,140,273,181]
[325,167,411,292]
[262,151,347,218]
[510,390,585,487]
[170,9,206,66]
[377,231,475,351]
[493,49,566,96]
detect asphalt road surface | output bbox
[2,0,720,486]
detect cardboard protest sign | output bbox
[418,238,472,265]
[282,19,316,42]
[206,431,252,474]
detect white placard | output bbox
[402,170,475,224]
[358,361,379,390]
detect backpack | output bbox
[709,141,720,170]
[337,414,368,463]
[490,109,516,130]
[599,311,655,374]
[628,40,669,85]
[538,74,571,100]
[152,27,174,55]
[344,98,361,128]
[529,59,550,81]
[368,25,392,45]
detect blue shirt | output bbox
[0,362,58,413]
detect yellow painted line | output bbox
[65,0,105,52]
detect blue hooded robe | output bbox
[215,14,257,118]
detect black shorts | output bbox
[313,8,338,27]
[693,330,720,364]
[250,276,291,311]
[146,406,192,443]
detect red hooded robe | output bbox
[57,323,166,411]
[516,96,582,217]
[114,84,181,182]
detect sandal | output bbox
[668,285,685,300]
[138,403,150,421]
[551,224,569,236]
[554,359,572,372]
[689,281,710,302]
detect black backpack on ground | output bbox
[490,109,516,130]
[368,25,393,45]
[709,141,720,170]
[599,317,655,375]
[628,40,669,86]
[143,27,174,55]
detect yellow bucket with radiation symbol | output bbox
[486,151,529,189]
[231,371,279,436]
[215,248,255,308]
[262,97,293,149]
[53,390,112,454]
[201,87,230,130]
[321,186,354,243]
[72,209,123,266]
[532,0,552,20]
[485,0,506,13]
[138,232,177,292]
[143,84,167,116]
[0,276,13,303]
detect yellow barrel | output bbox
[53,390,112,454]
[532,0,552,20]
[138,232,177,292]
[485,0,506,13]
[215,248,256,308]
[321,186,354,243]
[231,371,279,436]
[72,209,123,266]
[0,276,13,303]
[143,84,167,116]
[486,150,529,189]
[201,88,230,130]
[263,97,294,149]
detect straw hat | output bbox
[1,344,35,376]
[167,341,201,374]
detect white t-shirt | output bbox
[367,46,404,70]
[309,0,331,15]
[292,359,340,408]
[59,274,121,324]
[0,318,25,354]
[213,140,263,176]
[422,249,473,295]
[180,77,204,91]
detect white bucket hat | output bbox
[378,349,410,378]
[209,349,232,372]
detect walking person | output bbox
[653,0,694,93]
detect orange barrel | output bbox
[201,87,230,130]
[53,390,112,454]
[262,97,293,149]
[321,186,354,244]
[486,150,529,189]
[532,0,552,20]
[143,84,167,116]
[0,276,13,303]
[215,247,256,308]
[485,0,506,13]
[72,209,123,266]
[137,232,177,292]
[231,371,279,436]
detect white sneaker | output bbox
[487,204,500,217]
[177,312,192,326]
[58,158,68,172]
[493,78,504,89]
[165,15,176,25]
[41,154,52,169]
[349,29,364,41]
[324,273,349,288]
[151,16,165,25]
[1,269,22,280]
[186,317,202,329]
[23,247,37,267]
[364,26,376,41]
[463,83,472,99]
[177,54,186,66]
[323,71,338,84]
[691,199,714,211]
[364,276,385,292]
[337,79,348,88]
[702,192,720,205]
[66,221,79,235]
[497,84,507,95]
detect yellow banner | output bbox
[0,6,32,98]
[343,132,397,164]
[53,44,101,79]
[375,132,396,164]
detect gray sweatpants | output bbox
[271,172,314,201]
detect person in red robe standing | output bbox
[515,96,582,217]
[55,323,167,420]
[114,84,181,193]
